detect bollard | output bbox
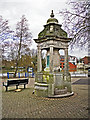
[7,72,9,79]
[25,72,27,78]
[32,73,34,77]
[18,72,20,78]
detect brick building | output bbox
[82,56,90,64]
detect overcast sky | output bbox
[0,0,88,58]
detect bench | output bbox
[3,78,28,91]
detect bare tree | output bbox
[0,15,10,54]
[0,15,11,70]
[1,31,18,62]
[0,15,10,35]
[59,0,90,49]
[14,15,32,77]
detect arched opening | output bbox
[42,50,47,71]
[59,49,65,72]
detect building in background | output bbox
[82,56,90,70]
[60,55,77,72]
[82,56,90,65]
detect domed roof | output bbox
[46,10,58,24]
[38,10,67,39]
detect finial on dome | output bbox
[50,10,54,18]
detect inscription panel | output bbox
[40,40,68,49]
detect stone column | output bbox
[48,45,54,97]
[49,45,53,73]
[64,48,68,73]
[64,48,72,92]
[37,45,42,72]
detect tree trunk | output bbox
[14,34,22,78]
[14,61,19,78]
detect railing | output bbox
[35,72,50,83]
[1,72,34,78]
[35,72,71,84]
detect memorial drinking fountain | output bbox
[34,10,74,97]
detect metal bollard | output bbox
[32,73,34,77]
[25,72,27,78]
[7,72,9,79]
[18,72,20,78]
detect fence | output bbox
[1,72,34,78]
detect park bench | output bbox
[3,78,28,91]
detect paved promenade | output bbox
[2,77,89,119]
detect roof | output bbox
[38,10,67,39]
[46,10,58,24]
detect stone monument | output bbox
[34,10,74,97]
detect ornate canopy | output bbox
[34,10,72,44]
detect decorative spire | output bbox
[50,10,54,18]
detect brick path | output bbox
[2,77,89,119]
